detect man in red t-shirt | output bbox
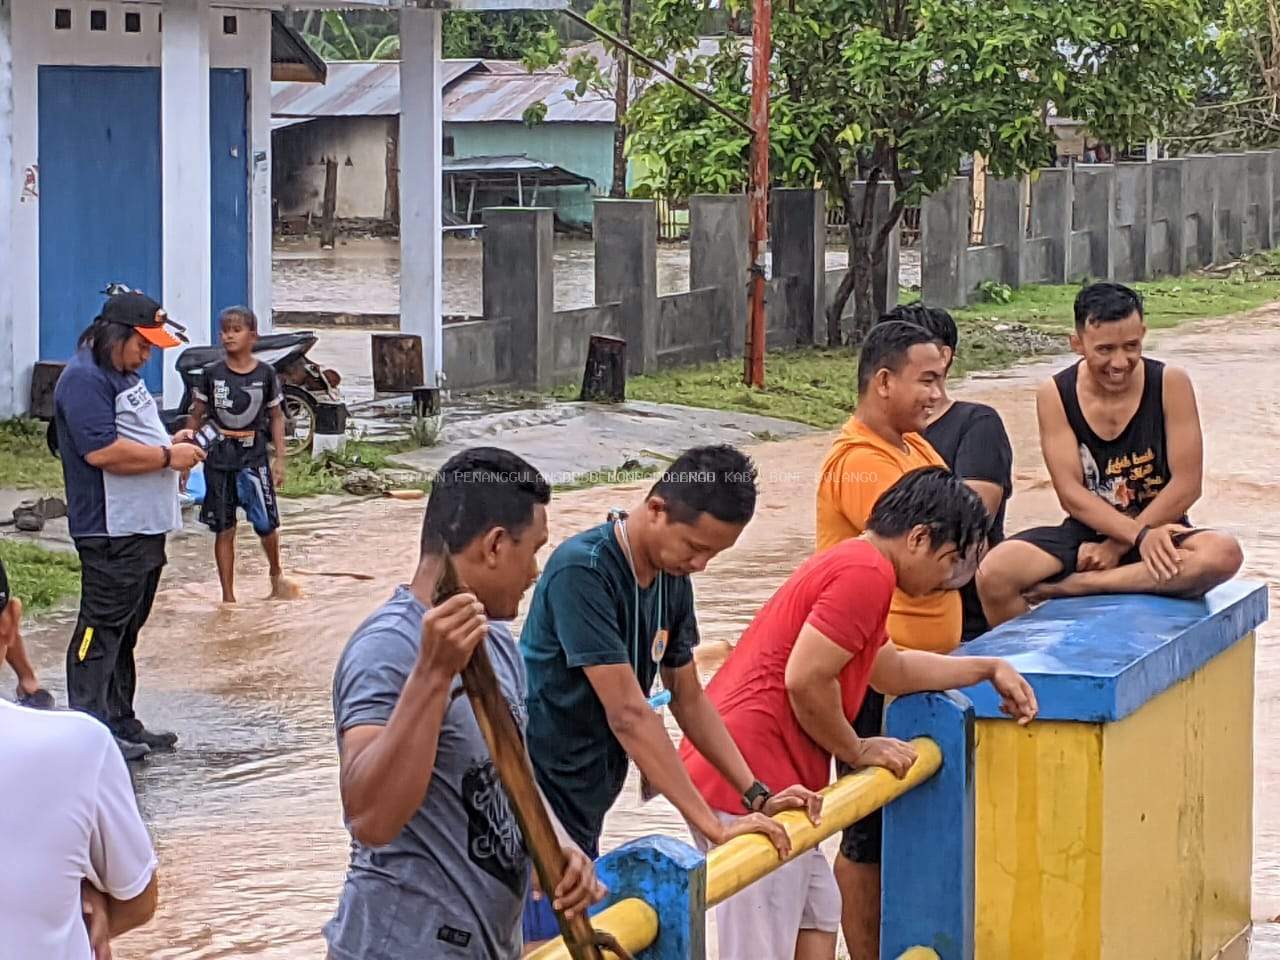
[681,467,1037,960]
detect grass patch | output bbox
[560,315,1032,430]
[557,250,1280,430]
[952,250,1280,331]
[0,419,64,491]
[278,439,432,498]
[0,539,81,614]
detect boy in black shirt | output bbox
[875,303,1014,641]
[190,307,296,603]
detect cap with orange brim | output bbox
[97,290,188,349]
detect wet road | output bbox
[11,306,1280,956]
[272,236,921,317]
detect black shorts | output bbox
[1011,516,1195,581]
[837,689,886,864]
[200,464,280,536]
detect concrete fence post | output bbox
[593,836,707,960]
[770,187,826,347]
[481,207,554,388]
[595,198,658,375]
[881,691,976,960]
[690,194,750,358]
[1185,155,1219,268]
[983,176,1025,289]
[922,177,970,309]
[1216,154,1248,261]
[1247,150,1275,251]
[1072,165,1116,281]
[851,180,902,324]
[1115,162,1152,282]
[1150,159,1187,278]
[1271,150,1280,246]
[1030,167,1072,284]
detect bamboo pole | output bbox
[434,555,622,960]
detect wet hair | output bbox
[647,444,757,526]
[220,306,259,332]
[1074,282,1143,330]
[856,320,943,395]
[882,303,958,355]
[77,318,137,370]
[420,447,551,556]
[867,466,989,558]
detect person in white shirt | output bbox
[0,558,160,959]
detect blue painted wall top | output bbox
[954,579,1268,723]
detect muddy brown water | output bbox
[12,308,1280,956]
[271,236,920,317]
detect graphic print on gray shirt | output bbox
[325,586,530,960]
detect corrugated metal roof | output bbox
[444,154,595,184]
[271,60,486,117]
[445,70,616,123]
[271,38,730,124]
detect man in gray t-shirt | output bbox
[325,448,604,960]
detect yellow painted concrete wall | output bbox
[1099,634,1253,960]
[974,634,1254,960]
[975,719,1104,959]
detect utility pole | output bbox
[745,0,771,388]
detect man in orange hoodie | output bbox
[815,318,967,959]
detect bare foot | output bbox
[270,574,302,601]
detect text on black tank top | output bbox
[1053,357,1169,518]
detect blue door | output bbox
[38,66,252,394]
[211,68,250,341]
[38,67,164,390]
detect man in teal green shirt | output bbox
[521,444,822,943]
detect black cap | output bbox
[97,290,187,347]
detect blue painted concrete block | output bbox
[956,579,1267,722]
[881,690,975,960]
[593,834,706,960]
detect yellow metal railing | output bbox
[528,736,942,959]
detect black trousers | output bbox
[66,534,167,736]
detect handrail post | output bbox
[593,834,707,960]
[881,691,976,960]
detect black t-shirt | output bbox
[923,401,1013,642]
[195,359,282,471]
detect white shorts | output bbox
[692,811,841,960]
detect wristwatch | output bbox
[742,780,772,813]
[160,445,172,469]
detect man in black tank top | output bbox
[976,282,1243,627]
[876,304,1013,642]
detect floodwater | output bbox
[272,236,921,317]
[11,306,1280,956]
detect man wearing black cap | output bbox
[53,289,206,761]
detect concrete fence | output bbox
[440,185,893,392]
[923,150,1280,308]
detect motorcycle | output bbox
[44,284,344,458]
[168,330,343,457]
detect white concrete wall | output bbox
[2,0,273,416]
[274,116,391,220]
[0,1,15,419]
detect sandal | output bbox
[15,686,55,710]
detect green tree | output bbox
[1176,0,1280,149]
[290,9,557,62]
[627,0,1205,343]
[522,0,727,197]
